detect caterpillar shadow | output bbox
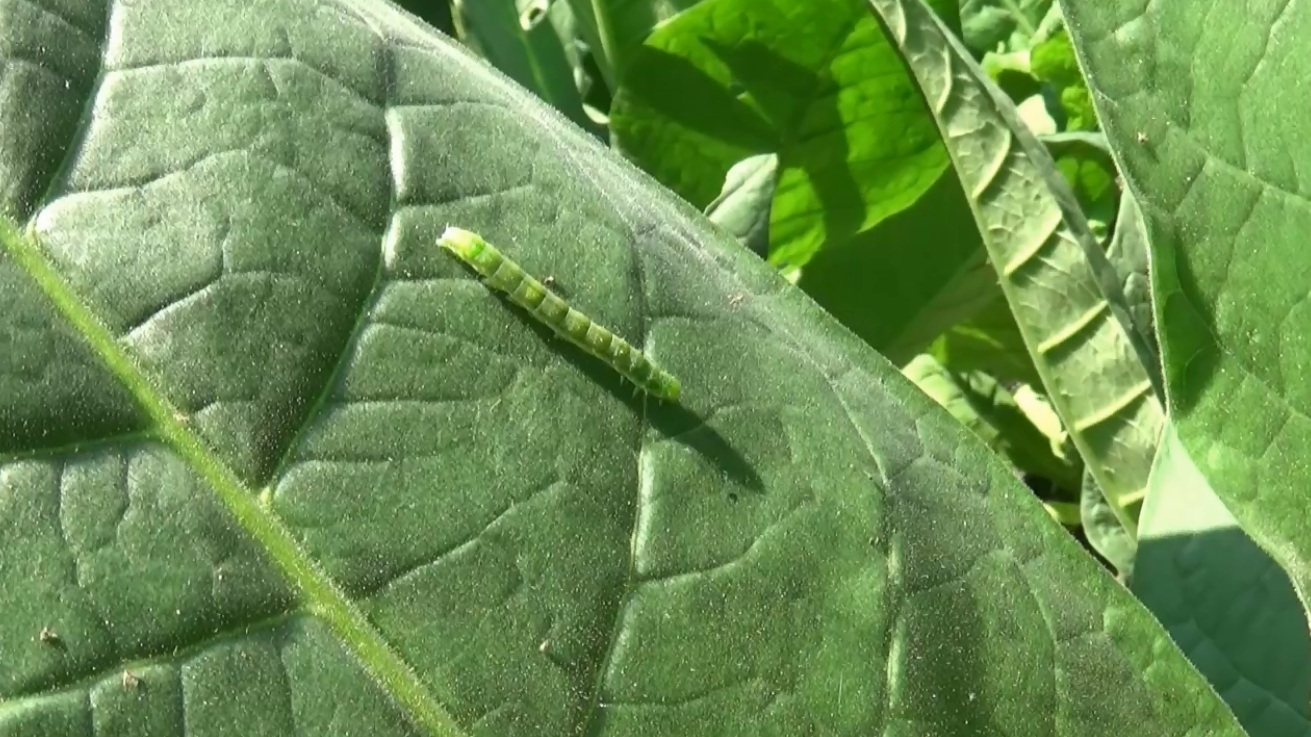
[493,294,763,495]
[640,393,765,497]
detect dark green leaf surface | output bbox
[610,0,954,271]
[1062,0,1311,607]
[0,1,1251,735]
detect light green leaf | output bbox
[1062,0,1311,607]
[1029,28,1096,130]
[868,0,1163,540]
[1134,424,1311,737]
[704,154,778,258]
[0,0,1250,735]
[610,0,954,271]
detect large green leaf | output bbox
[610,0,954,271]
[1062,0,1311,605]
[0,1,1250,735]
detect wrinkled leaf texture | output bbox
[0,1,1245,736]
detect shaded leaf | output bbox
[396,0,457,36]
[1106,191,1157,364]
[567,0,701,84]
[455,0,600,134]
[960,0,1053,54]
[1134,424,1311,737]
[931,294,1043,387]
[1080,467,1136,578]
[798,167,995,365]
[1042,131,1118,239]
[905,353,1081,490]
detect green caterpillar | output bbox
[438,226,681,402]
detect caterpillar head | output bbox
[651,372,681,402]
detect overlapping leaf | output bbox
[1063,0,1311,611]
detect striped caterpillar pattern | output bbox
[437,226,681,402]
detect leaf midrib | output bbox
[1,221,466,737]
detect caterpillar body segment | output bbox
[438,226,681,402]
